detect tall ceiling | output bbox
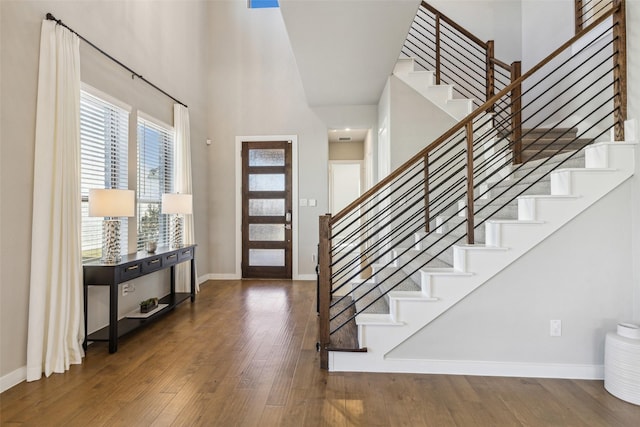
[279,0,421,106]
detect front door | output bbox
[241,141,292,278]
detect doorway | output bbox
[241,140,293,279]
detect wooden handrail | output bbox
[422,2,487,49]
[331,4,621,225]
[490,57,512,72]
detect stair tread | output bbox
[352,282,389,314]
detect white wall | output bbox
[627,0,640,320]
[429,0,522,63]
[0,0,211,381]
[206,2,328,277]
[388,76,456,170]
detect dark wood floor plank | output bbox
[2,280,640,427]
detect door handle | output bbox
[285,210,291,223]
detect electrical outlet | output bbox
[550,319,562,337]
[122,283,129,296]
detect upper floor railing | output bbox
[575,0,615,34]
[401,1,519,110]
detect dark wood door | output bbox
[241,141,292,278]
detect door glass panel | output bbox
[249,249,285,266]
[249,174,285,191]
[249,224,285,241]
[249,149,285,167]
[248,199,285,216]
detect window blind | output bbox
[137,116,175,251]
[80,90,130,260]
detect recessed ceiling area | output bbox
[328,128,368,144]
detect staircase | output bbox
[331,137,635,372]
[318,0,631,377]
[393,58,473,120]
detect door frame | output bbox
[235,135,299,279]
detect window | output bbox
[137,115,175,251]
[248,0,279,8]
[80,88,130,260]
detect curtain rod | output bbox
[46,12,188,108]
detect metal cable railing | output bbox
[575,0,614,34]
[317,0,626,368]
[400,1,519,110]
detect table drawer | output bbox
[178,247,194,262]
[141,256,163,274]
[118,262,143,281]
[163,251,179,267]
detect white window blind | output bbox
[80,89,130,260]
[137,116,175,251]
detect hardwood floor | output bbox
[2,280,639,426]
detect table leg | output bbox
[190,248,196,302]
[83,281,88,351]
[109,282,119,353]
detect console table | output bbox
[83,244,196,353]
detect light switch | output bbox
[309,199,317,207]
[299,198,308,207]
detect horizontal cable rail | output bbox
[318,0,626,368]
[575,0,614,34]
[400,1,517,109]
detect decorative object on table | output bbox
[139,203,160,253]
[139,297,159,313]
[604,322,640,406]
[89,189,135,263]
[144,241,157,253]
[161,193,193,248]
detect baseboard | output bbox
[1,366,26,393]
[331,355,604,380]
[200,273,315,282]
[203,273,242,281]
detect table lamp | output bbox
[161,193,193,248]
[89,189,135,263]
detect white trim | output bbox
[296,274,317,281]
[329,355,604,380]
[235,135,299,279]
[206,273,243,280]
[81,82,132,112]
[137,110,174,132]
[1,366,26,393]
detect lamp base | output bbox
[102,219,122,263]
[170,215,184,249]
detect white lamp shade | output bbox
[162,193,193,214]
[88,189,135,217]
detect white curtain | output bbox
[174,104,198,293]
[26,20,84,382]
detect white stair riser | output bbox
[402,71,435,88]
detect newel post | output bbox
[465,122,475,244]
[486,40,495,108]
[612,0,627,141]
[435,14,441,84]
[318,214,332,369]
[511,61,523,164]
[424,153,430,233]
